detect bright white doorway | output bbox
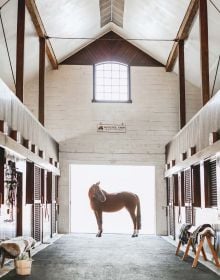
[70,165,155,234]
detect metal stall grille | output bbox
[33,166,41,242]
[209,160,217,207]
[184,168,193,224]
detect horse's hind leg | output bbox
[127,209,138,237]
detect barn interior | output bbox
[0,0,220,278]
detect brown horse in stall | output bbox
[88,182,141,237]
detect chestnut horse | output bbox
[88,182,141,237]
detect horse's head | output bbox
[88,182,106,202]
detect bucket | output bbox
[15,260,32,275]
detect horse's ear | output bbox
[96,181,100,186]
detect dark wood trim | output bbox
[38,149,45,159]
[188,146,196,157]
[10,130,21,143]
[39,37,45,125]
[178,40,186,128]
[61,31,164,67]
[199,0,210,105]
[192,164,201,207]
[26,161,34,204]
[166,0,199,72]
[180,152,187,161]
[23,138,31,150]
[31,144,38,154]
[16,0,26,102]
[41,169,45,204]
[25,0,58,69]
[16,171,23,236]
[180,171,185,206]
[209,132,219,145]
[173,174,179,206]
[0,147,5,205]
[47,172,52,203]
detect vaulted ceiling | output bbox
[0,0,220,94]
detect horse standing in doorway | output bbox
[88,182,141,237]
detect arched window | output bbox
[93,62,131,102]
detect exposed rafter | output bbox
[39,37,45,125]
[178,40,186,129]
[199,0,210,105]
[16,0,25,102]
[25,0,58,70]
[166,0,199,72]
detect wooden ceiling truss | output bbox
[166,0,199,72]
[25,0,58,70]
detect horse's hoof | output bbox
[96,233,102,237]
[131,234,138,238]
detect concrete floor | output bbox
[0,234,219,280]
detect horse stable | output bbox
[0,0,220,279]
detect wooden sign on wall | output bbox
[97,123,126,133]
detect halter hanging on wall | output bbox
[4,160,18,222]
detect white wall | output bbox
[24,65,202,235]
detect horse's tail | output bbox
[136,196,141,230]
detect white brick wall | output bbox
[24,65,202,235]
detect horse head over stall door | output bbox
[88,182,141,237]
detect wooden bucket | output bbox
[15,260,32,275]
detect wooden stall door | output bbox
[192,164,201,208]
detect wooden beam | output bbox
[39,37,45,125]
[199,0,210,105]
[25,0,58,69]
[178,40,186,129]
[166,0,199,72]
[16,0,26,102]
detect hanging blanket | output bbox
[178,223,192,245]
[191,224,214,251]
[0,236,36,257]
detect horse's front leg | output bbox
[94,210,103,237]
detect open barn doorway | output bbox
[70,165,155,234]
